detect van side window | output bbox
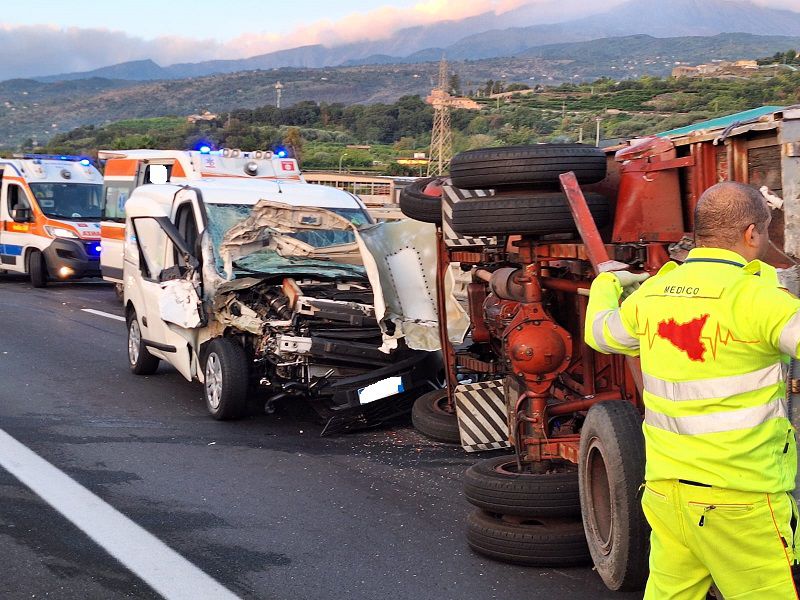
[6,184,30,213]
[103,183,133,222]
[144,164,172,185]
[171,203,199,268]
[131,217,167,281]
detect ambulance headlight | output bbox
[45,226,79,239]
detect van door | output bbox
[127,214,202,381]
[0,179,36,273]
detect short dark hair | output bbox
[694,182,771,248]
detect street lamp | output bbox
[338,153,349,173]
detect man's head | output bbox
[694,182,772,261]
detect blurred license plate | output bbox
[358,376,404,404]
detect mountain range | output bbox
[31,0,800,83]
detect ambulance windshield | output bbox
[29,183,103,220]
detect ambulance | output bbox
[0,154,104,287]
[99,148,303,287]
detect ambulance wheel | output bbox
[126,311,159,375]
[466,509,590,566]
[399,177,445,224]
[28,250,47,288]
[203,337,249,421]
[464,456,580,518]
[450,144,606,190]
[411,389,460,443]
[579,401,649,592]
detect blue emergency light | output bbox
[199,145,211,154]
[20,154,92,163]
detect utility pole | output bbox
[428,57,454,177]
[578,126,584,144]
[595,116,603,147]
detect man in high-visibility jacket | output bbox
[586,181,799,599]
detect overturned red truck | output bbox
[400,105,800,592]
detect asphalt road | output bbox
[0,275,644,600]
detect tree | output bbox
[283,127,305,163]
[448,73,462,96]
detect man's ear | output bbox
[744,223,757,247]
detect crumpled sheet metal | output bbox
[217,200,360,279]
[158,279,203,329]
[356,219,469,352]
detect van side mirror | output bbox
[11,207,32,223]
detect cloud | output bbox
[0,0,799,80]
[0,24,223,79]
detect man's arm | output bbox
[584,272,643,356]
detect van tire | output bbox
[203,338,249,421]
[28,251,47,288]
[127,310,160,375]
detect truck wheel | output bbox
[579,401,649,592]
[464,456,580,518]
[411,389,460,443]
[28,250,48,288]
[466,509,590,566]
[399,177,444,224]
[127,310,159,375]
[451,192,609,236]
[450,144,606,190]
[203,338,249,421]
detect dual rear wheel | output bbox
[464,401,648,592]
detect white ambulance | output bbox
[0,154,104,287]
[99,148,303,287]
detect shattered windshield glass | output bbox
[206,203,368,280]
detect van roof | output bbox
[126,178,363,218]
[0,157,102,184]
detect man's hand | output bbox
[612,271,650,300]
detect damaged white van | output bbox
[123,178,440,432]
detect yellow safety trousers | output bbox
[643,479,799,600]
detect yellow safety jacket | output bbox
[586,247,800,493]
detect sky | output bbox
[0,0,799,80]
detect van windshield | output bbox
[206,203,369,280]
[29,183,103,220]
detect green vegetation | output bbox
[38,71,800,175]
[759,49,800,65]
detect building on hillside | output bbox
[672,66,700,78]
[187,111,218,124]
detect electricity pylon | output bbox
[427,58,454,177]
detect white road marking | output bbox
[0,428,240,600]
[81,308,125,322]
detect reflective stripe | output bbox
[645,398,787,435]
[592,309,616,353]
[643,363,784,402]
[779,312,800,356]
[607,310,639,349]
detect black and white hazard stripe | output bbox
[441,185,498,248]
[454,380,510,453]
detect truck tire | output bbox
[451,192,609,236]
[28,250,47,288]
[450,144,606,190]
[579,401,649,592]
[411,389,460,443]
[466,509,590,567]
[203,337,249,421]
[399,177,445,224]
[127,310,160,375]
[464,456,580,518]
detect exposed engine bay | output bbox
[184,200,442,433]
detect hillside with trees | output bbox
[35,71,800,175]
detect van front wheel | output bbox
[203,338,249,421]
[28,250,47,288]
